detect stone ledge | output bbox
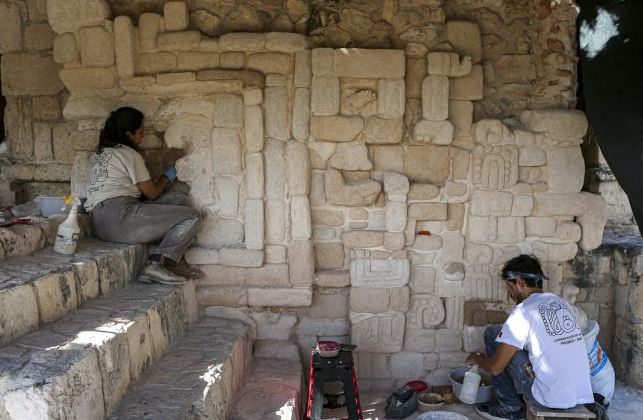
[0,239,146,346]
[109,317,252,419]
[0,281,198,418]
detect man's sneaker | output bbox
[475,403,525,420]
[164,258,204,279]
[143,261,186,285]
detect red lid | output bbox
[406,380,428,393]
[317,341,340,351]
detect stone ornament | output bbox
[407,294,445,328]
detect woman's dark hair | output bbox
[501,254,546,288]
[97,107,144,153]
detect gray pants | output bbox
[90,192,200,263]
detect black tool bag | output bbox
[384,384,418,419]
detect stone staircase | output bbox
[0,239,303,419]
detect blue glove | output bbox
[163,166,177,183]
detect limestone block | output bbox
[436,329,463,352]
[311,48,335,77]
[0,3,22,53]
[384,232,405,251]
[470,191,512,216]
[213,94,243,129]
[467,215,497,243]
[408,184,440,200]
[408,203,447,221]
[444,297,465,330]
[473,119,513,145]
[308,142,334,170]
[351,287,410,314]
[294,50,312,88]
[449,65,483,101]
[211,128,241,175]
[342,231,384,249]
[350,311,405,353]
[404,145,450,184]
[413,120,454,145]
[444,262,465,281]
[32,272,78,323]
[164,1,189,31]
[532,241,578,263]
[219,51,245,69]
[311,76,340,115]
[364,117,404,144]
[219,33,265,51]
[219,249,264,268]
[494,54,536,83]
[310,116,364,142]
[472,144,519,190]
[525,217,557,236]
[245,199,265,250]
[497,216,525,244]
[176,52,219,71]
[518,145,546,167]
[325,169,381,207]
[70,151,92,197]
[2,53,64,96]
[440,232,464,264]
[341,80,378,117]
[265,139,286,200]
[520,110,588,141]
[464,243,493,265]
[289,240,315,287]
[335,49,405,79]
[368,211,386,230]
[244,105,264,153]
[387,201,408,233]
[138,13,161,52]
[412,235,443,251]
[198,286,247,306]
[114,16,137,77]
[444,181,467,200]
[265,245,287,264]
[546,147,585,193]
[243,88,263,106]
[79,26,114,67]
[315,242,345,270]
[463,326,486,353]
[378,79,405,119]
[384,172,410,198]
[0,285,40,346]
[315,270,350,288]
[199,264,288,286]
[407,294,445,331]
[156,72,196,85]
[292,88,311,141]
[198,216,243,248]
[138,52,177,74]
[312,209,345,227]
[427,52,472,77]
[554,221,582,242]
[27,24,55,50]
[247,52,292,74]
[247,288,312,307]
[287,141,311,195]
[350,254,410,288]
[53,33,78,64]
[446,203,465,231]
[449,100,473,139]
[532,192,606,250]
[389,351,425,380]
[410,266,436,294]
[422,75,449,121]
[265,86,289,141]
[298,317,350,352]
[372,145,404,174]
[46,0,110,34]
[329,143,372,171]
[266,200,286,243]
[446,21,482,64]
[266,32,307,52]
[511,193,533,217]
[310,293,348,319]
[291,196,312,240]
[252,312,297,340]
[406,57,426,99]
[157,31,201,51]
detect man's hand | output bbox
[465,344,519,376]
[466,352,483,367]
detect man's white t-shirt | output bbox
[496,292,594,408]
[84,145,151,211]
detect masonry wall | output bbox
[0,0,624,389]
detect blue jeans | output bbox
[484,325,547,413]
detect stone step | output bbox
[0,239,146,346]
[229,340,303,420]
[109,317,254,420]
[0,280,197,419]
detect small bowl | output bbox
[418,393,445,412]
[406,380,428,393]
[317,341,340,357]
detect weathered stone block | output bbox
[351,311,405,353]
[497,216,525,244]
[211,128,241,175]
[427,52,472,77]
[467,215,497,243]
[79,26,114,67]
[23,25,52,51]
[245,199,264,250]
[248,288,312,307]
[138,52,177,74]
[33,271,78,323]
[495,55,537,83]
[0,286,40,345]
[546,147,585,193]
[520,110,588,141]
[329,143,372,171]
[446,21,482,63]
[386,201,408,233]
[310,115,364,142]
[525,217,557,236]
[243,105,264,153]
[378,79,405,119]
[312,48,335,76]
[138,13,161,52]
[404,145,450,184]
[265,86,289,141]
[219,33,265,50]
[532,241,578,263]
[315,242,345,270]
[219,248,264,268]
[0,3,22,53]
[422,76,449,121]
[342,231,384,250]
[449,65,483,101]
[200,264,288,286]
[309,293,348,319]
[252,312,297,340]
[114,16,137,77]
[436,329,463,352]
[412,235,443,251]
[364,117,404,144]
[335,49,405,79]
[157,31,201,51]
[247,52,292,74]
[53,33,78,64]
[266,32,307,52]
[449,100,473,139]
[408,203,447,221]
[470,191,513,216]
[413,120,454,145]
[293,88,311,141]
[410,265,436,294]
[291,195,312,240]
[2,53,64,96]
[46,0,110,34]
[177,52,219,71]
[350,254,410,288]
[289,240,315,287]
[265,138,286,200]
[164,1,189,31]
[311,76,340,116]
[325,169,381,207]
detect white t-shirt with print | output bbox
[84,145,151,211]
[496,292,594,409]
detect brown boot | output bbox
[164,257,204,279]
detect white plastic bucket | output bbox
[582,320,615,402]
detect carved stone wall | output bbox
[0,0,621,390]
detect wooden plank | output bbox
[527,403,596,419]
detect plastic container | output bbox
[459,364,482,404]
[450,366,494,404]
[317,341,340,358]
[406,380,428,393]
[418,393,445,412]
[583,320,615,402]
[37,196,68,217]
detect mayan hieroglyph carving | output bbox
[350,311,406,353]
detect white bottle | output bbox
[54,199,80,255]
[459,364,482,404]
